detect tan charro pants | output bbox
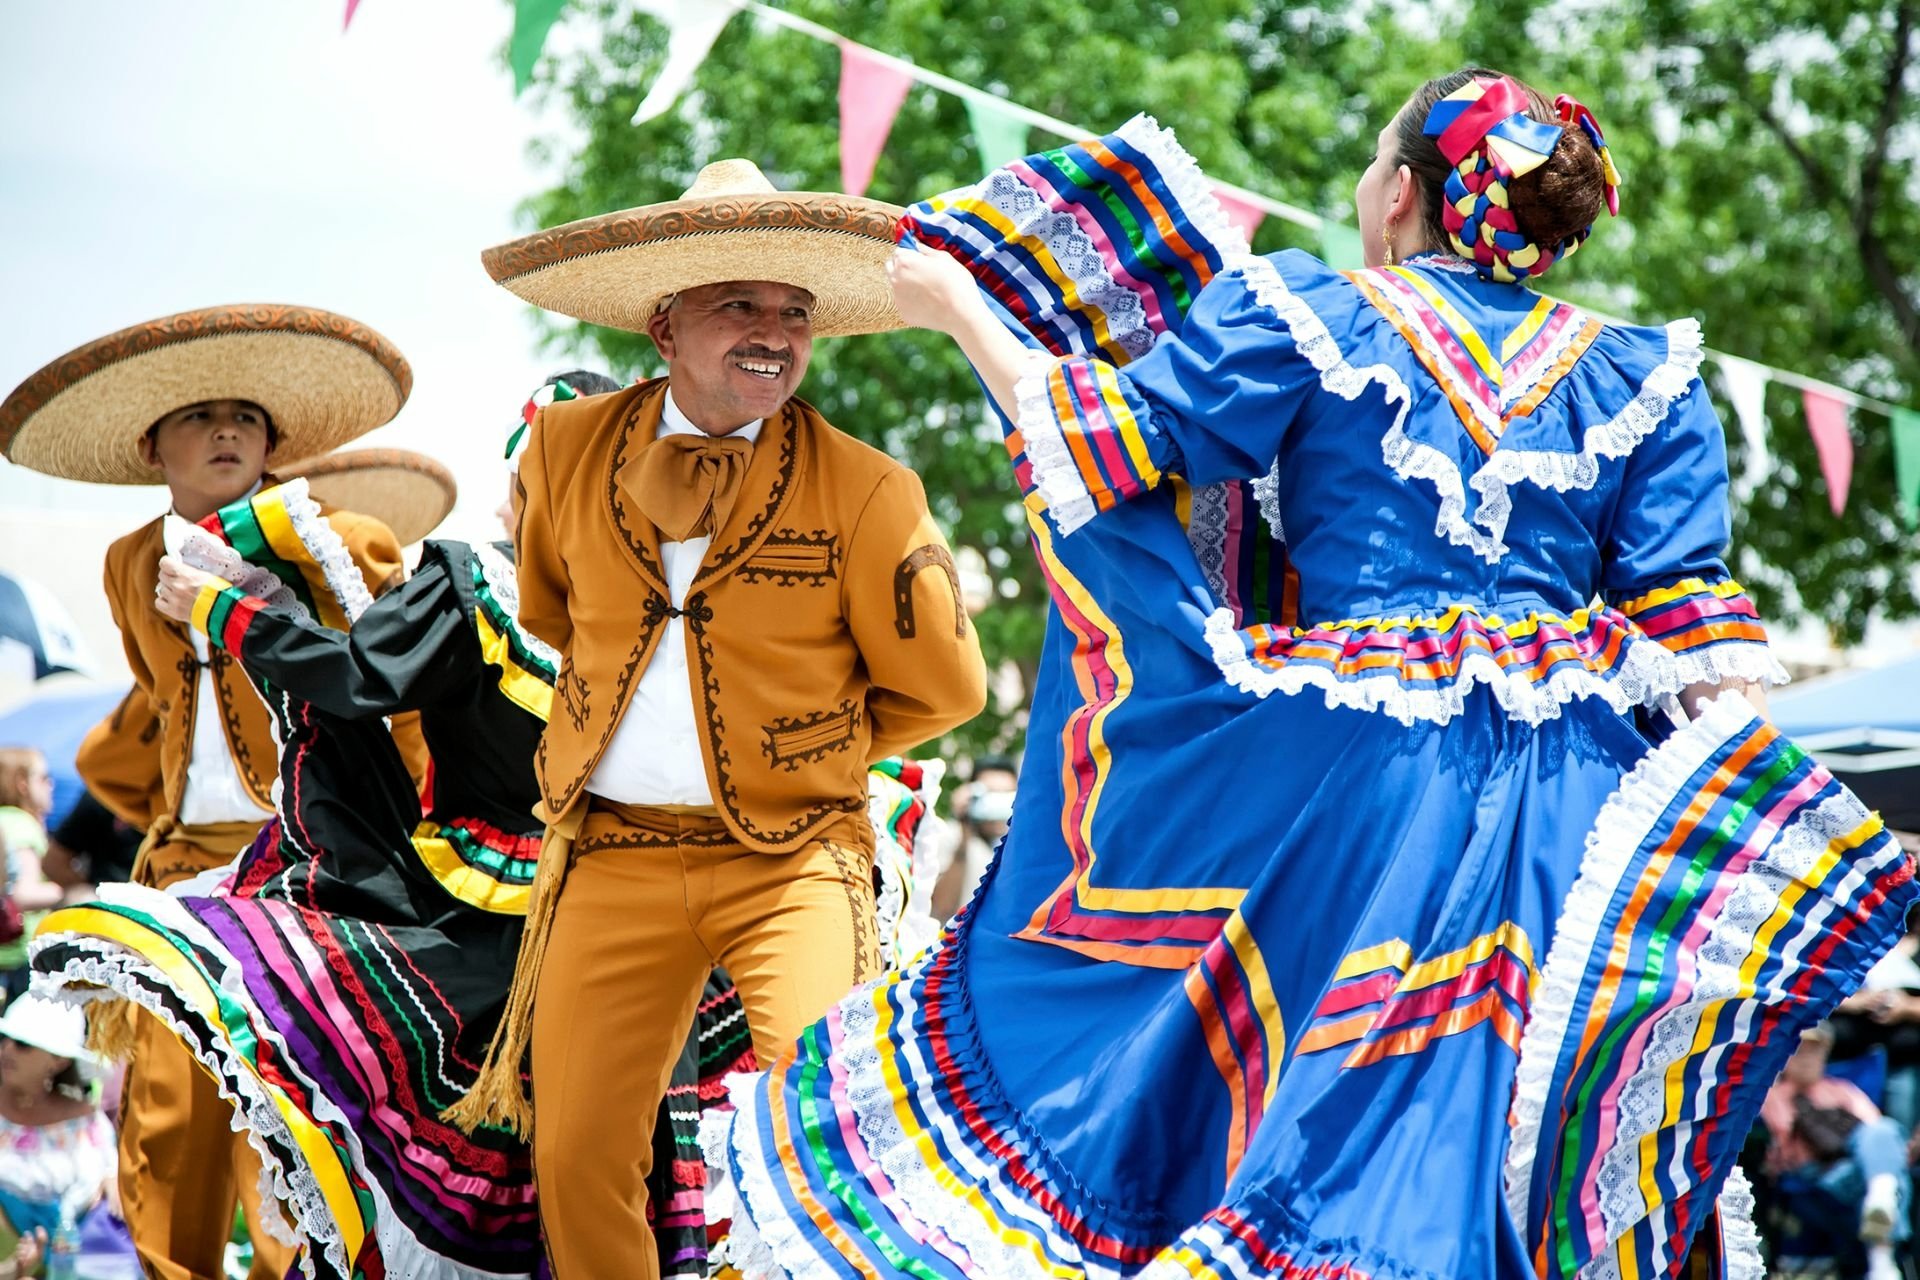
[119,819,298,1280]
[531,800,879,1280]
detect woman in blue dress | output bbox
[705,70,1916,1280]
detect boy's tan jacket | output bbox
[516,379,987,852]
[77,503,426,833]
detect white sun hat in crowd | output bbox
[0,993,96,1064]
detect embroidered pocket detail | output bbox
[740,529,840,586]
[762,700,862,771]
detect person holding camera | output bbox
[931,756,1016,922]
[1760,1023,1910,1280]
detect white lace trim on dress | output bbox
[1203,607,1787,726]
[180,479,375,626]
[472,541,560,670]
[1465,319,1706,555]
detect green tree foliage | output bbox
[1542,0,1920,641]
[517,0,1920,750]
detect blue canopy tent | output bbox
[0,681,131,828]
[1771,654,1920,831]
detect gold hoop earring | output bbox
[1382,221,1397,267]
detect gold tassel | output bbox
[441,807,581,1137]
[75,814,176,1062]
[84,996,141,1060]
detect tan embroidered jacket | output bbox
[515,378,988,852]
[78,505,427,831]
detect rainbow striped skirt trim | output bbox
[34,881,537,1280]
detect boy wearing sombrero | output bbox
[0,304,429,1280]
[451,161,988,1276]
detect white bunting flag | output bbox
[631,0,737,125]
[1716,355,1771,499]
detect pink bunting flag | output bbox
[838,42,914,197]
[1212,186,1265,249]
[1802,387,1854,517]
[343,0,362,30]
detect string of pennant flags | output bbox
[343,0,1920,522]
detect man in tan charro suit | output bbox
[450,161,988,1278]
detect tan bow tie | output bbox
[631,433,753,542]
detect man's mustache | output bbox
[731,345,792,364]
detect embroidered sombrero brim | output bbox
[483,162,906,338]
[281,447,458,546]
[0,305,412,486]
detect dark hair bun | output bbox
[1396,68,1614,277]
[1508,125,1607,258]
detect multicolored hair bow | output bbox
[1555,93,1621,217]
[505,378,577,461]
[1421,76,1620,283]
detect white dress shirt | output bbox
[585,391,762,806]
[163,490,273,824]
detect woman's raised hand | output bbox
[886,243,981,334]
[153,554,216,623]
[888,241,1035,423]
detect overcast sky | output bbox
[0,0,579,681]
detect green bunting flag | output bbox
[965,93,1029,178]
[1319,222,1365,270]
[1894,407,1920,528]
[510,0,570,94]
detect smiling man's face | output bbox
[140,398,274,519]
[645,280,815,434]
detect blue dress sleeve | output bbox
[1014,250,1336,534]
[1598,387,1781,680]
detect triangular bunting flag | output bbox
[838,42,914,197]
[509,0,571,95]
[1717,356,1771,499]
[630,0,735,125]
[1802,388,1854,517]
[343,0,363,30]
[964,93,1029,178]
[1319,223,1365,271]
[1893,407,1920,528]
[1212,186,1264,251]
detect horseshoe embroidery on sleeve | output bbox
[893,545,966,640]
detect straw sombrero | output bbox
[0,304,412,485]
[482,160,905,338]
[282,447,459,546]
